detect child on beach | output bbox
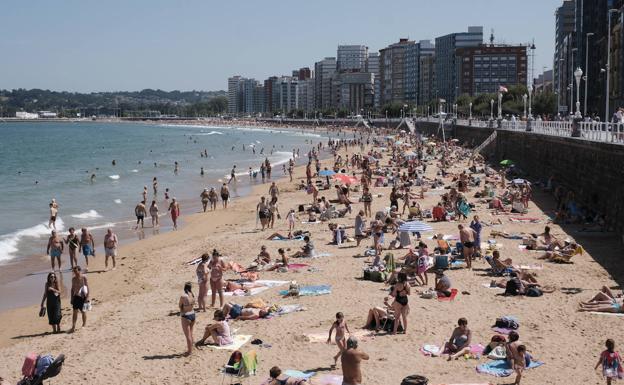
[327,312,351,366]
[596,339,624,384]
[287,209,297,234]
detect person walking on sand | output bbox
[134,200,147,229]
[208,187,218,211]
[269,182,279,203]
[596,339,624,385]
[103,228,118,270]
[64,227,79,269]
[220,183,230,209]
[196,254,209,312]
[46,230,64,271]
[48,201,58,230]
[328,312,351,367]
[341,337,369,385]
[229,165,237,184]
[69,266,89,333]
[80,228,95,267]
[168,197,180,230]
[179,282,196,356]
[200,188,210,212]
[458,224,476,269]
[208,249,228,308]
[149,200,159,227]
[40,272,62,333]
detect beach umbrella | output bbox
[404,151,417,158]
[499,159,514,166]
[512,178,531,185]
[398,221,433,233]
[395,140,404,145]
[451,139,460,142]
[319,169,336,177]
[334,174,358,185]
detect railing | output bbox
[500,120,526,131]
[579,122,624,144]
[529,121,573,136]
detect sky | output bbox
[0,0,563,92]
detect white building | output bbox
[38,111,57,118]
[16,111,39,119]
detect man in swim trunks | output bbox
[65,227,80,268]
[48,202,58,230]
[458,224,476,269]
[80,228,95,267]
[134,201,147,229]
[46,230,64,271]
[103,228,118,270]
[341,337,369,385]
[69,266,89,333]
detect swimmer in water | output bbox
[200,167,205,176]
[90,174,96,183]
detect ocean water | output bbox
[0,121,324,266]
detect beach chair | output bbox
[221,350,257,384]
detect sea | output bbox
[0,121,328,311]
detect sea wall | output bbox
[415,121,624,236]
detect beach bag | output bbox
[420,290,437,299]
[22,352,38,378]
[494,317,519,330]
[488,345,507,360]
[369,271,387,283]
[401,375,428,385]
[525,287,543,297]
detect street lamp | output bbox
[469,102,473,120]
[607,9,619,123]
[497,92,503,119]
[490,99,494,120]
[528,84,533,119]
[584,32,594,116]
[522,94,528,119]
[574,67,583,118]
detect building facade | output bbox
[297,78,315,112]
[435,26,483,102]
[337,45,369,72]
[228,76,243,114]
[367,52,381,108]
[456,45,528,96]
[554,1,576,114]
[419,55,436,105]
[335,72,374,113]
[314,57,337,110]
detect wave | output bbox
[0,218,65,263]
[130,169,139,173]
[159,124,322,138]
[113,199,122,204]
[108,175,120,180]
[196,131,223,136]
[70,209,102,220]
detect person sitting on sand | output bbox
[196,310,233,347]
[223,280,265,293]
[445,317,472,360]
[435,270,453,298]
[254,245,271,266]
[485,250,516,274]
[222,303,270,320]
[291,236,315,258]
[364,297,392,331]
[267,366,308,385]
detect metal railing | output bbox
[579,122,624,143]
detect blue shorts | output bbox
[229,304,242,319]
[82,245,93,257]
[50,249,62,258]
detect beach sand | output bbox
[0,134,622,385]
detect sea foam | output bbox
[108,175,120,180]
[71,209,102,220]
[0,218,65,262]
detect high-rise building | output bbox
[228,76,243,114]
[278,76,298,113]
[405,40,435,105]
[263,76,278,114]
[335,72,374,113]
[419,55,436,105]
[298,67,312,80]
[297,78,315,112]
[554,1,576,115]
[379,39,412,105]
[534,69,554,94]
[337,45,369,72]
[367,52,381,108]
[435,26,483,102]
[456,45,528,96]
[314,57,337,110]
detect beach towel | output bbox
[268,304,304,318]
[476,359,544,377]
[304,329,373,343]
[283,370,316,380]
[279,285,332,297]
[207,334,252,351]
[482,283,503,290]
[286,263,310,270]
[313,374,343,385]
[271,235,305,241]
[421,344,484,357]
[210,280,289,297]
[589,312,624,317]
[491,327,517,335]
[438,288,459,302]
[509,217,541,223]
[301,221,322,224]
[312,252,332,258]
[513,264,543,270]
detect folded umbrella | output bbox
[398,221,433,233]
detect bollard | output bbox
[571,117,582,137]
[526,119,532,132]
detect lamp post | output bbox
[584,32,594,116]
[490,99,494,120]
[574,67,583,118]
[607,9,619,123]
[522,94,527,119]
[497,92,502,119]
[570,47,578,117]
[528,84,533,119]
[568,85,573,117]
[469,102,473,120]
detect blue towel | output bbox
[476,359,544,377]
[272,235,305,241]
[279,285,332,296]
[283,370,315,380]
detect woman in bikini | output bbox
[196,254,209,312]
[168,198,180,230]
[327,312,351,366]
[208,249,228,308]
[208,187,218,211]
[179,282,196,355]
[391,272,410,334]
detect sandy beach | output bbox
[0,127,622,385]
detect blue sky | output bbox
[0,0,562,92]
